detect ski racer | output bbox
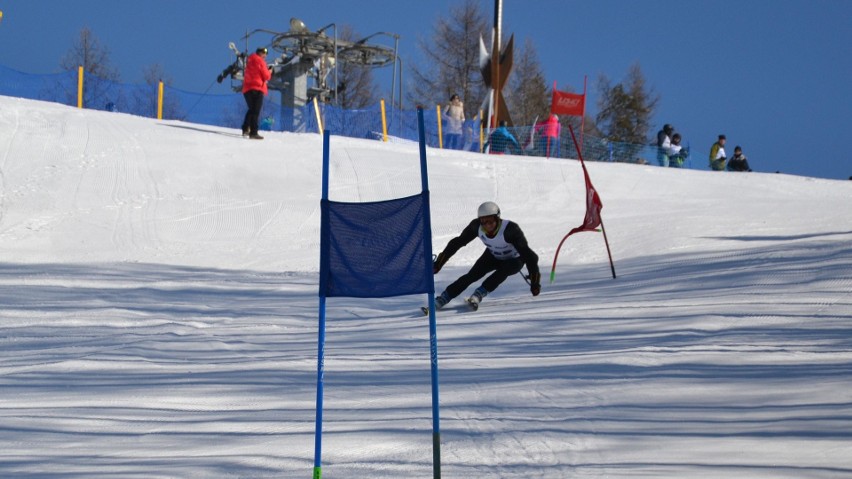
[431,201,541,311]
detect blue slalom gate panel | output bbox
[319,191,434,298]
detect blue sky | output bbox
[1,0,850,180]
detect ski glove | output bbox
[433,252,448,274]
[529,272,541,297]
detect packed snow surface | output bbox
[1,96,851,478]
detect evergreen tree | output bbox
[595,63,658,144]
[409,0,489,120]
[506,38,549,126]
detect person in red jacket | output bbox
[241,47,272,139]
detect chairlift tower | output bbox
[226,18,397,132]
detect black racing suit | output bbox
[437,218,540,300]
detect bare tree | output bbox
[335,25,380,109]
[59,27,121,109]
[134,63,184,119]
[595,63,659,144]
[408,0,489,119]
[506,38,549,126]
[60,26,120,80]
[141,63,171,86]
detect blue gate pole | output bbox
[313,130,332,479]
[417,107,442,479]
[313,297,326,479]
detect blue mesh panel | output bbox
[320,192,433,298]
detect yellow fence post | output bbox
[380,99,388,142]
[436,105,443,149]
[479,109,484,153]
[77,66,84,109]
[157,80,164,120]
[313,97,323,133]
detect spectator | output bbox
[535,114,561,158]
[429,201,541,312]
[442,94,465,150]
[656,124,674,167]
[709,134,727,170]
[667,133,689,168]
[241,47,272,140]
[727,146,753,172]
[484,121,521,155]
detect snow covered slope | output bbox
[1,96,851,478]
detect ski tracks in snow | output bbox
[0,102,19,228]
[85,114,163,257]
[0,105,92,247]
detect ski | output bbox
[421,304,478,315]
[421,301,482,315]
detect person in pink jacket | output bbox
[241,47,272,139]
[534,114,561,157]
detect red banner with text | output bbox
[551,89,585,117]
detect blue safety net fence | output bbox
[1,64,693,168]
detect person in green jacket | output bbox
[709,134,727,170]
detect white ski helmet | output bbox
[477,201,501,218]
